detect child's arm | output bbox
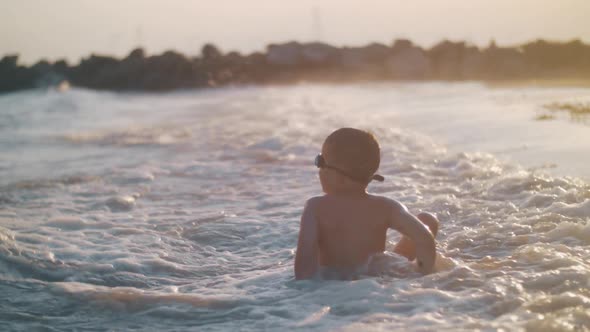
[388,201,436,274]
[294,197,320,280]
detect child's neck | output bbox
[327,185,367,197]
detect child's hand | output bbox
[389,202,436,274]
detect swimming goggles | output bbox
[315,154,384,183]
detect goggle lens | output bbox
[314,153,385,183]
[315,154,325,168]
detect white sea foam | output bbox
[52,281,238,310]
[1,83,590,330]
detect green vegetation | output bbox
[544,102,590,115]
[535,114,555,121]
[539,101,590,125]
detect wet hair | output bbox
[322,128,380,184]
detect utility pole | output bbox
[135,25,144,47]
[311,6,323,42]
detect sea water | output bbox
[0,83,589,331]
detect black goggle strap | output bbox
[315,154,384,183]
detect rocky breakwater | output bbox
[1,38,590,94]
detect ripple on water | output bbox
[51,282,239,311]
[45,216,88,230]
[2,84,590,331]
[104,195,137,212]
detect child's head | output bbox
[318,128,382,193]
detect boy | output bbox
[294,128,439,280]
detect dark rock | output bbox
[142,51,194,90]
[69,54,120,89]
[482,44,527,79]
[127,47,145,61]
[522,39,590,77]
[428,40,467,79]
[300,42,339,65]
[267,42,302,66]
[0,55,36,92]
[391,39,414,53]
[387,40,431,79]
[202,43,223,61]
[53,59,69,74]
[1,55,18,67]
[341,44,387,68]
[2,38,590,94]
[461,46,485,79]
[31,60,65,87]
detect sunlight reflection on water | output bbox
[0,83,589,330]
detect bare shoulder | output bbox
[366,194,411,230]
[304,195,325,210]
[306,195,324,205]
[366,194,407,213]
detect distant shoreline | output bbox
[1,38,590,94]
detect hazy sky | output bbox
[2,0,589,64]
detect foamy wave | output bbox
[546,199,590,219]
[525,305,590,331]
[3,84,590,330]
[104,195,137,212]
[1,174,99,192]
[52,282,239,310]
[544,220,590,244]
[60,126,191,146]
[0,226,15,244]
[0,243,70,282]
[45,216,89,230]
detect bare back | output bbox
[315,194,390,268]
[294,193,436,279]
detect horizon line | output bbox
[4,36,590,66]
